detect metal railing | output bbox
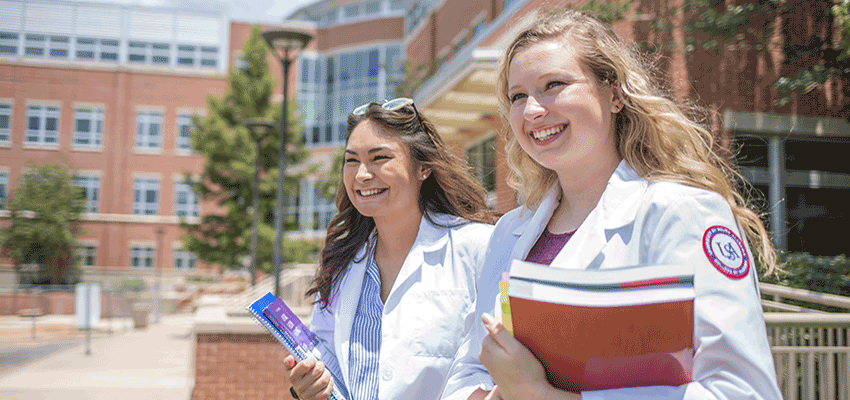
[223,264,316,317]
[761,283,850,399]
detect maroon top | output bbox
[524,228,576,265]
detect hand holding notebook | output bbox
[247,292,349,400]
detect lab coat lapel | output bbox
[550,161,647,269]
[509,186,560,261]
[385,213,449,307]
[334,236,372,391]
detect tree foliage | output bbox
[0,163,84,285]
[182,25,317,273]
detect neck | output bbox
[549,158,621,233]
[371,209,423,301]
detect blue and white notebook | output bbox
[247,292,349,400]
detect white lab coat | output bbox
[310,212,494,400]
[442,161,782,400]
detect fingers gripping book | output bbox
[247,292,349,400]
[507,261,695,393]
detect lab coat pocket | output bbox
[409,288,470,358]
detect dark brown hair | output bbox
[307,103,497,309]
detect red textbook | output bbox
[508,261,695,393]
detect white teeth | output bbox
[532,125,563,141]
[360,189,383,196]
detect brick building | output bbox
[308,0,849,256]
[0,0,322,281]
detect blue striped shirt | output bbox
[348,247,383,400]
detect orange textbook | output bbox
[508,261,695,393]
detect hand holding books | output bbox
[479,312,582,400]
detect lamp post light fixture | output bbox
[261,28,313,298]
[242,118,275,287]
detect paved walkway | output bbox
[0,314,194,400]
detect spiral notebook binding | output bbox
[246,293,347,400]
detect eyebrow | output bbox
[344,146,393,155]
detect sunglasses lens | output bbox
[382,98,413,111]
[352,103,369,115]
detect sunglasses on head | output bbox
[351,98,416,115]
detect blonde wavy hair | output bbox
[497,10,776,273]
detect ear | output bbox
[609,83,625,114]
[419,166,432,181]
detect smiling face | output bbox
[343,119,428,222]
[506,38,623,175]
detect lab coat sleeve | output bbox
[441,219,514,400]
[583,191,781,400]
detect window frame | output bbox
[73,174,101,214]
[133,177,160,215]
[25,104,60,149]
[73,106,104,150]
[135,110,163,152]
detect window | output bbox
[173,248,196,270]
[73,175,100,213]
[365,1,381,15]
[49,36,69,58]
[76,37,119,62]
[26,105,60,146]
[177,45,195,66]
[24,34,45,57]
[73,107,103,148]
[151,43,169,64]
[345,4,360,18]
[133,177,160,215]
[128,41,147,63]
[75,37,96,60]
[135,111,162,150]
[173,181,198,217]
[0,32,19,56]
[130,245,155,268]
[0,103,11,143]
[77,245,96,267]
[100,39,119,62]
[200,46,218,68]
[176,113,193,151]
[467,136,497,193]
[0,170,7,210]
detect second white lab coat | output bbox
[310,212,494,400]
[442,161,782,400]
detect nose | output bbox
[523,95,546,121]
[355,163,373,182]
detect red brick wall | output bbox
[193,333,297,400]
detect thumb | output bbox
[482,313,511,349]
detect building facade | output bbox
[0,0,279,280]
[285,0,407,239]
[295,0,849,256]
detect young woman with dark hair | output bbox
[284,98,496,400]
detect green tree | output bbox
[674,0,848,119]
[0,163,84,285]
[182,26,316,274]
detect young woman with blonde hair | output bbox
[442,10,781,400]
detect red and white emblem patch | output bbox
[702,225,750,279]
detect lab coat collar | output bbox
[333,212,453,387]
[510,161,647,268]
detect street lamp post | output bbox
[261,29,313,298]
[242,118,274,287]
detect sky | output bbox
[75,0,319,23]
